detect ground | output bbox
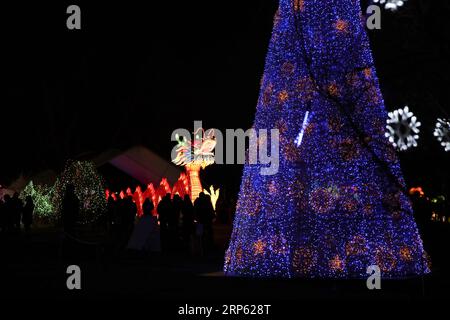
[1,224,449,302]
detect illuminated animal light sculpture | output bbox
[156,178,172,202]
[203,185,220,210]
[172,173,190,199]
[172,128,216,202]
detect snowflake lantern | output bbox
[385,106,421,151]
[434,118,450,152]
[373,0,408,11]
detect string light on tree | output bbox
[225,0,428,278]
[53,160,107,224]
[385,106,421,151]
[20,181,55,220]
[373,0,408,11]
[433,118,450,152]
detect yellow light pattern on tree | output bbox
[293,0,305,12]
[278,90,289,103]
[400,246,413,262]
[334,19,349,33]
[330,255,345,272]
[253,240,266,256]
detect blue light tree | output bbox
[225,0,429,278]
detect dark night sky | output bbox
[2,1,450,196]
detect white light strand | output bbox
[295,111,311,147]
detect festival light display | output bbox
[106,173,220,217]
[409,187,425,198]
[106,174,188,217]
[20,181,55,220]
[225,0,429,278]
[204,185,220,211]
[53,160,107,224]
[433,118,450,152]
[385,106,421,151]
[172,129,216,202]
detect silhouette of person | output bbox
[106,196,117,232]
[194,192,215,254]
[62,184,80,234]
[2,195,14,234]
[411,193,432,253]
[181,195,195,249]
[120,197,136,248]
[157,193,173,252]
[22,195,34,234]
[143,198,154,216]
[0,196,7,234]
[110,198,125,250]
[127,198,160,253]
[11,192,23,233]
[171,194,183,248]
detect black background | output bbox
[2,0,450,197]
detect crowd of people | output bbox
[158,192,216,254]
[106,191,217,255]
[1,184,218,257]
[0,193,34,235]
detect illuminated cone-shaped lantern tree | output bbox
[225,0,429,278]
[172,129,216,202]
